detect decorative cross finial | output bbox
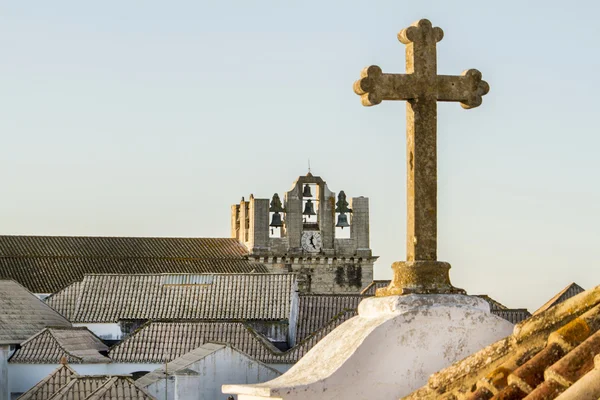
[354,19,489,296]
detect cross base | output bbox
[376,261,465,296]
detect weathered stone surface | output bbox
[354,18,489,295]
[234,175,377,294]
[222,295,513,400]
[376,261,465,296]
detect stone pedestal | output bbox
[223,295,513,400]
[377,261,465,296]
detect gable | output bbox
[86,376,155,400]
[10,327,109,364]
[48,376,109,400]
[534,282,586,315]
[17,364,78,400]
[0,280,71,345]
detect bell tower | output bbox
[231,173,377,294]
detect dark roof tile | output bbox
[48,376,109,400]
[86,376,155,400]
[533,283,585,316]
[10,327,109,364]
[108,321,282,364]
[17,364,78,400]
[0,236,265,293]
[0,280,71,345]
[46,273,296,323]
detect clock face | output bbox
[301,231,322,253]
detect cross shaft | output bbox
[354,19,489,294]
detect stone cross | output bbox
[354,19,489,295]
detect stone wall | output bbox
[233,175,376,295]
[259,258,374,294]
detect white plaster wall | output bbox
[146,376,176,400]
[10,364,66,395]
[8,363,161,396]
[1,346,10,400]
[146,347,281,400]
[105,363,162,376]
[73,323,122,340]
[288,288,299,347]
[267,364,292,374]
[224,295,514,400]
[175,375,197,400]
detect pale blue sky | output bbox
[2,1,599,311]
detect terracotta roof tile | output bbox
[0,236,265,293]
[46,273,296,323]
[17,364,78,400]
[555,354,600,399]
[0,280,71,345]
[402,284,600,400]
[10,327,110,364]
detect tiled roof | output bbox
[17,364,78,400]
[10,327,110,364]
[360,280,530,324]
[0,236,248,258]
[0,280,71,345]
[403,283,600,400]
[46,273,296,322]
[555,354,600,399]
[136,343,227,388]
[493,309,532,325]
[0,235,265,293]
[296,294,365,342]
[534,282,585,316]
[109,321,283,364]
[19,363,156,400]
[109,310,358,366]
[48,376,109,400]
[85,376,155,400]
[45,281,81,321]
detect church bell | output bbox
[270,212,283,228]
[302,184,313,198]
[336,213,350,229]
[302,199,316,216]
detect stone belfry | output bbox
[231,173,377,293]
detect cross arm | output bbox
[353,65,418,106]
[436,69,490,109]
